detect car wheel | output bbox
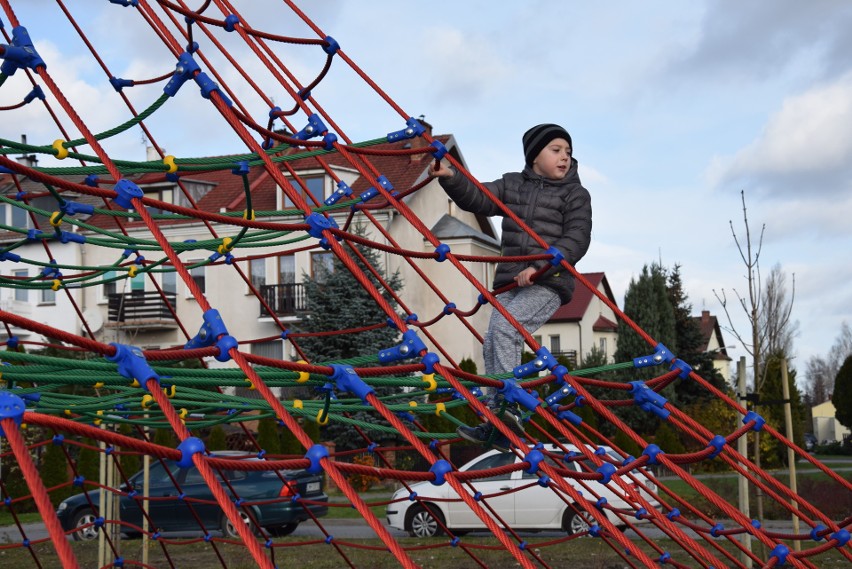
[70,508,100,541]
[563,508,594,536]
[266,522,299,537]
[406,504,445,538]
[221,510,256,539]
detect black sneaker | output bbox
[456,424,511,453]
[494,406,525,437]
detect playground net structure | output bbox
[0,2,850,568]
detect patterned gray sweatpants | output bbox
[482,285,561,405]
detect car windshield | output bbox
[467,452,515,482]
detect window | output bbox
[40,286,56,305]
[283,176,324,208]
[130,272,145,293]
[141,184,175,215]
[251,340,283,360]
[549,335,561,354]
[11,195,53,230]
[467,452,516,482]
[102,270,118,300]
[533,335,542,347]
[278,254,295,285]
[249,258,266,288]
[13,269,27,301]
[189,265,205,294]
[599,337,607,357]
[162,271,177,295]
[310,251,334,284]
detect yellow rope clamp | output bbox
[94,410,104,426]
[130,379,140,388]
[217,237,233,254]
[128,265,138,278]
[52,279,61,291]
[293,399,303,409]
[52,139,69,160]
[422,374,437,391]
[179,408,188,420]
[408,401,417,408]
[243,209,255,221]
[434,402,446,417]
[248,379,256,390]
[316,409,329,425]
[50,211,63,227]
[94,382,104,388]
[296,360,310,383]
[163,385,176,398]
[141,394,154,409]
[163,155,177,173]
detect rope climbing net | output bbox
[0,1,850,568]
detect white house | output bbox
[536,272,619,367]
[812,400,850,444]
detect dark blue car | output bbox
[56,451,328,540]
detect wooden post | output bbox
[781,358,800,551]
[737,356,753,567]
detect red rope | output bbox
[2,418,80,569]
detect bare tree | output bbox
[760,263,798,360]
[712,191,797,527]
[804,321,852,403]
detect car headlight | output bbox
[56,502,67,512]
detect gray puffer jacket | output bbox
[439,160,592,305]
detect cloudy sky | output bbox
[3,1,851,383]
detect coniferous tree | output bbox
[759,353,806,466]
[206,424,228,451]
[41,435,73,505]
[295,223,404,450]
[613,263,677,435]
[831,354,852,430]
[666,264,727,404]
[256,416,282,455]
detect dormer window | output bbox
[279,174,325,210]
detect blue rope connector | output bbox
[322,36,340,56]
[429,459,452,486]
[0,27,45,76]
[304,212,340,249]
[387,117,425,143]
[106,343,159,391]
[378,329,427,363]
[513,346,557,378]
[523,449,544,475]
[185,309,229,349]
[430,140,447,160]
[109,76,134,92]
[498,377,540,412]
[324,180,352,206]
[293,113,327,142]
[545,246,564,266]
[194,71,231,105]
[769,544,789,565]
[60,201,95,217]
[707,434,726,458]
[223,14,240,32]
[305,444,329,474]
[642,443,665,465]
[163,52,200,97]
[0,392,26,437]
[24,85,45,104]
[330,364,374,403]
[176,437,205,468]
[629,381,671,419]
[596,462,616,484]
[743,410,766,432]
[435,243,450,262]
[633,343,674,368]
[112,179,143,209]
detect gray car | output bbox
[56,452,328,540]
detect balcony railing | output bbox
[107,291,178,329]
[259,283,307,317]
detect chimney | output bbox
[409,116,434,160]
[16,135,38,168]
[146,146,164,161]
[701,310,710,324]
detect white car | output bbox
[386,444,659,537]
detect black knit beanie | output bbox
[522,124,572,167]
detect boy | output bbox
[429,123,592,451]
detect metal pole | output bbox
[781,358,800,551]
[737,356,753,566]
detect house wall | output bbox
[0,241,83,343]
[536,281,619,367]
[78,174,498,376]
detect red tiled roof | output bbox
[80,135,465,232]
[692,310,731,360]
[548,272,614,322]
[593,314,618,332]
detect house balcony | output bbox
[106,291,179,330]
[259,283,307,317]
